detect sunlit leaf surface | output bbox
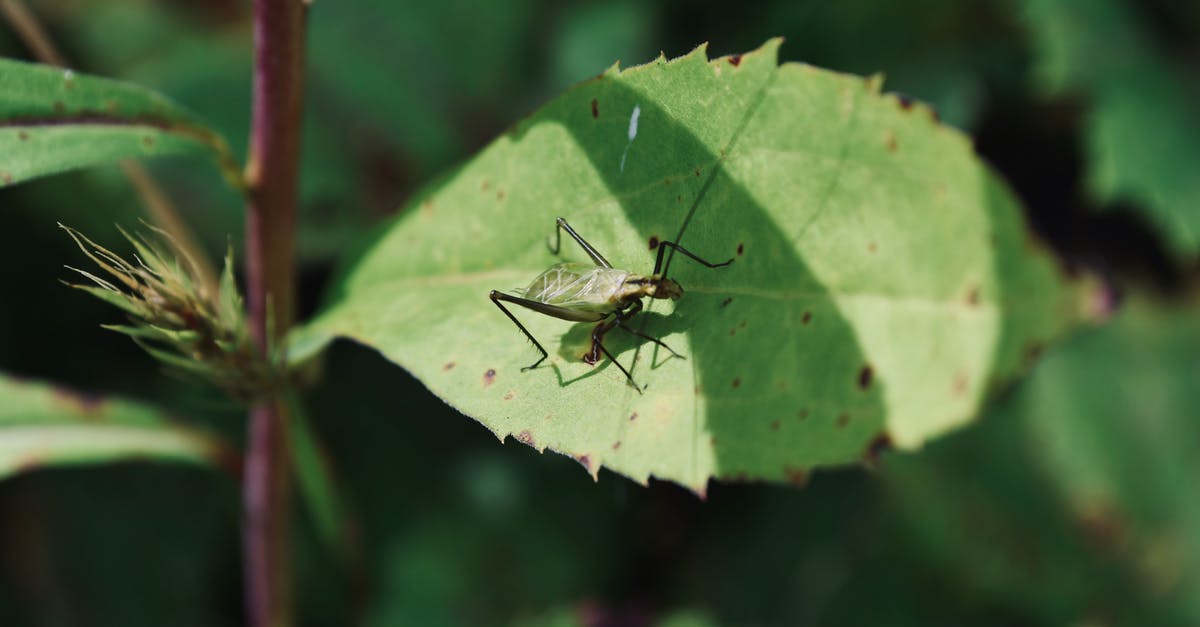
[295,41,1089,491]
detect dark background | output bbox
[1,0,1197,625]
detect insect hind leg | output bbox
[490,291,549,371]
[586,315,643,393]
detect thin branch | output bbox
[0,0,220,295]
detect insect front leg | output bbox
[490,291,550,371]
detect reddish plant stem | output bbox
[243,1,306,626]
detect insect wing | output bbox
[524,262,628,314]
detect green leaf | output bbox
[1020,0,1200,258]
[0,58,239,189]
[1009,297,1200,620]
[0,372,233,480]
[295,41,1090,491]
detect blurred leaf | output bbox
[1020,0,1200,257]
[296,40,1090,491]
[1010,297,1200,621]
[0,373,233,480]
[285,391,350,564]
[0,57,238,189]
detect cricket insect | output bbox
[489,217,733,392]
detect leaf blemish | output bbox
[836,412,850,428]
[770,420,780,431]
[694,167,701,177]
[483,368,496,386]
[868,241,877,253]
[481,180,490,191]
[496,189,506,201]
[863,433,894,467]
[966,286,980,305]
[629,412,637,421]
[798,408,809,420]
[732,376,741,389]
[53,101,65,113]
[442,361,456,371]
[801,310,812,325]
[858,364,873,390]
[952,371,969,396]
[575,454,593,473]
[590,98,599,118]
[736,242,744,256]
[503,391,514,400]
[648,235,660,250]
[884,130,897,152]
[728,54,742,67]
[719,297,732,308]
[17,131,29,141]
[142,135,155,147]
[1,172,11,185]
[517,430,535,446]
[783,465,808,487]
[612,441,621,450]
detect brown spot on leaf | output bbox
[503,391,514,400]
[1024,342,1044,364]
[574,454,593,473]
[858,365,873,390]
[783,465,809,487]
[52,388,105,416]
[732,377,741,389]
[0,172,11,185]
[17,131,28,141]
[483,368,496,386]
[836,412,850,428]
[801,310,812,325]
[480,180,490,191]
[798,408,809,420]
[720,297,732,308]
[770,420,780,431]
[868,241,878,253]
[516,430,534,446]
[966,286,980,306]
[727,54,742,67]
[739,319,747,328]
[629,412,637,421]
[952,371,969,396]
[648,235,660,250]
[897,94,914,110]
[442,361,456,371]
[590,98,599,118]
[862,433,894,467]
[694,167,701,177]
[736,243,744,256]
[53,101,65,113]
[884,130,898,152]
[104,99,119,112]
[496,189,506,201]
[142,135,155,147]
[612,441,621,451]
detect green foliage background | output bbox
[1,0,1197,625]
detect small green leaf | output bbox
[0,58,239,188]
[1020,0,1200,258]
[0,373,233,480]
[295,41,1091,491]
